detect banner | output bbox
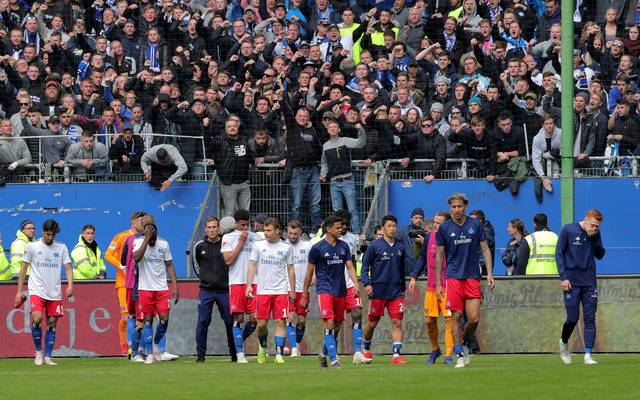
[2,277,640,358]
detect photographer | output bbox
[397,207,426,269]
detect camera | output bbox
[407,225,424,239]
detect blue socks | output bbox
[362,339,371,351]
[154,319,168,351]
[233,322,244,353]
[323,329,337,361]
[243,321,256,340]
[585,347,592,355]
[31,323,42,352]
[143,321,153,355]
[131,327,142,357]
[286,323,297,349]
[352,322,363,354]
[296,324,305,344]
[392,342,402,358]
[454,344,464,357]
[126,316,135,350]
[44,327,56,358]
[258,334,268,348]
[275,336,285,355]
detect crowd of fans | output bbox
[0,0,639,225]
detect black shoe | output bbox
[196,356,205,363]
[508,179,520,195]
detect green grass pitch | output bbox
[2,354,638,399]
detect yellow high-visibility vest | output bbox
[524,230,559,275]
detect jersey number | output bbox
[56,305,64,315]
[399,303,404,313]
[282,307,288,318]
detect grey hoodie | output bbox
[531,126,561,177]
[0,136,31,166]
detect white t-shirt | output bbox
[23,239,71,301]
[340,232,357,289]
[221,230,263,285]
[133,237,172,291]
[287,239,311,292]
[250,240,293,295]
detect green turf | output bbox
[1,354,638,400]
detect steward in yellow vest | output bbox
[514,214,559,275]
[71,225,106,280]
[10,220,36,278]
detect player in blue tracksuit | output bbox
[360,215,412,365]
[555,209,605,365]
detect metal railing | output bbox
[7,132,210,182]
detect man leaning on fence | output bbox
[212,118,254,216]
[0,118,31,183]
[64,131,109,182]
[109,122,144,175]
[141,144,188,192]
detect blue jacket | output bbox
[555,222,605,286]
[361,238,408,300]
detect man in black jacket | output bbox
[109,123,144,175]
[282,99,323,233]
[212,118,254,216]
[487,112,528,195]
[193,217,237,363]
[406,116,446,182]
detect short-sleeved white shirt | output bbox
[133,237,172,291]
[221,230,263,285]
[23,239,71,301]
[287,239,311,292]
[249,240,293,295]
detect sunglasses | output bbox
[612,43,624,48]
[421,123,433,127]
[20,103,30,107]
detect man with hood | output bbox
[531,113,562,193]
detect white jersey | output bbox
[134,237,172,291]
[287,239,311,292]
[23,239,71,301]
[221,230,263,285]
[340,232,357,289]
[250,240,293,295]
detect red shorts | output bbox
[345,286,362,311]
[288,292,308,317]
[317,293,345,323]
[229,284,257,315]
[256,294,289,320]
[29,295,64,317]
[137,290,171,319]
[445,278,482,312]
[368,297,404,321]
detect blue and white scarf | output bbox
[443,32,456,52]
[146,42,160,72]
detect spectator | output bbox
[319,119,366,234]
[0,118,31,183]
[448,116,491,174]
[281,98,323,234]
[607,99,640,156]
[405,116,446,182]
[588,92,609,156]
[64,131,109,182]
[486,112,528,195]
[20,115,71,179]
[248,129,285,165]
[109,122,144,175]
[141,144,188,192]
[502,219,528,276]
[212,118,254,216]
[71,224,106,280]
[531,113,561,193]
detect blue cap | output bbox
[468,96,482,107]
[122,122,134,131]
